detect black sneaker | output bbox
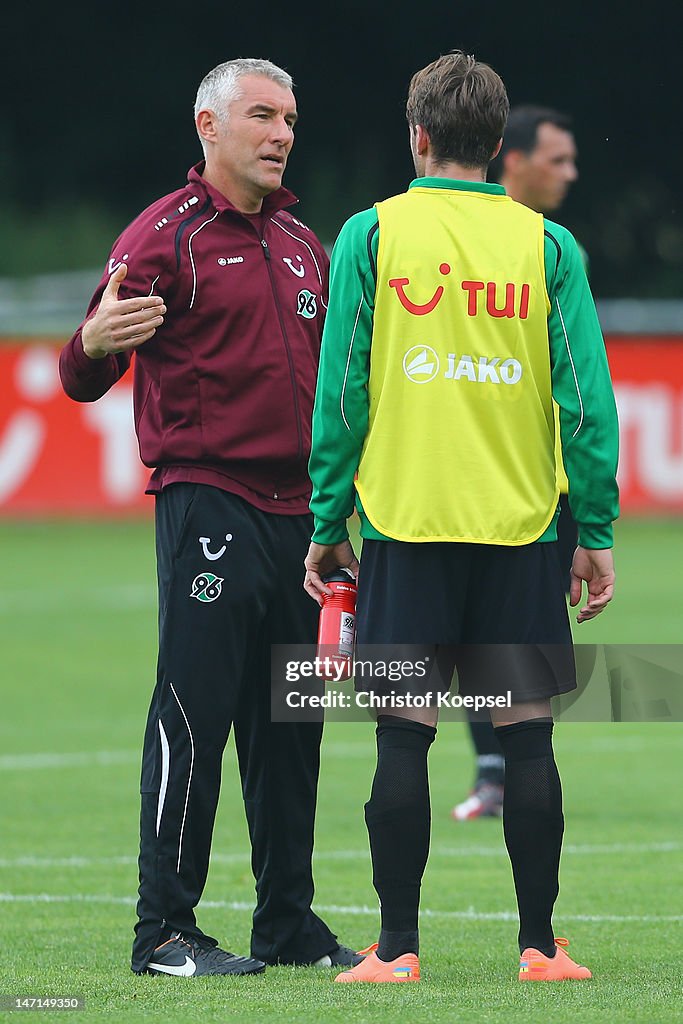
[146,932,266,976]
[312,944,367,968]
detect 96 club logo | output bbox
[296,289,318,319]
[190,573,224,603]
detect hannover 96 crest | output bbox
[190,573,224,603]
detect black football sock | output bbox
[364,715,436,959]
[376,928,419,962]
[494,718,563,958]
[468,717,505,785]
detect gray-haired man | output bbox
[60,58,362,977]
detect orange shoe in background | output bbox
[519,937,592,981]
[334,947,420,983]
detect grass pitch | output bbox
[0,518,681,1023]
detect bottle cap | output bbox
[321,567,356,584]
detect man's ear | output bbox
[491,138,503,161]
[196,109,219,148]
[503,149,525,175]
[413,124,430,156]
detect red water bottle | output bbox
[317,568,357,681]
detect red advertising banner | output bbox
[0,342,149,514]
[605,336,683,513]
[0,337,681,515]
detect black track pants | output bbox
[131,484,336,970]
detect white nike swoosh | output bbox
[148,955,196,976]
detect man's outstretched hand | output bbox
[81,264,166,359]
[570,546,615,623]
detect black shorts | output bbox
[355,539,575,704]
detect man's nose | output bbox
[271,117,293,145]
[566,161,578,182]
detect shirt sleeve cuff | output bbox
[577,523,614,548]
[69,330,110,374]
[312,518,349,545]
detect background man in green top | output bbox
[304,52,618,983]
[454,105,582,823]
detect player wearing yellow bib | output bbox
[304,53,618,984]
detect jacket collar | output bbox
[188,162,299,218]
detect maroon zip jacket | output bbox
[59,163,330,514]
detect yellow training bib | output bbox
[355,186,558,544]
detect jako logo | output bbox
[217,256,244,266]
[445,353,523,384]
[402,346,440,383]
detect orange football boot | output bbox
[519,937,592,981]
[334,944,420,983]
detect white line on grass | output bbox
[0,751,139,771]
[0,892,680,924]
[0,841,679,871]
[324,736,683,756]
[4,731,681,772]
[0,584,155,614]
[433,841,683,857]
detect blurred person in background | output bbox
[59,57,362,978]
[453,105,582,823]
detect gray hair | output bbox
[194,58,294,153]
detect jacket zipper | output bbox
[260,237,304,482]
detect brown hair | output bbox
[406,52,509,169]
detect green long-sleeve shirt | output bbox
[310,178,619,549]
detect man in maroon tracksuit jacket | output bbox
[60,58,362,977]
